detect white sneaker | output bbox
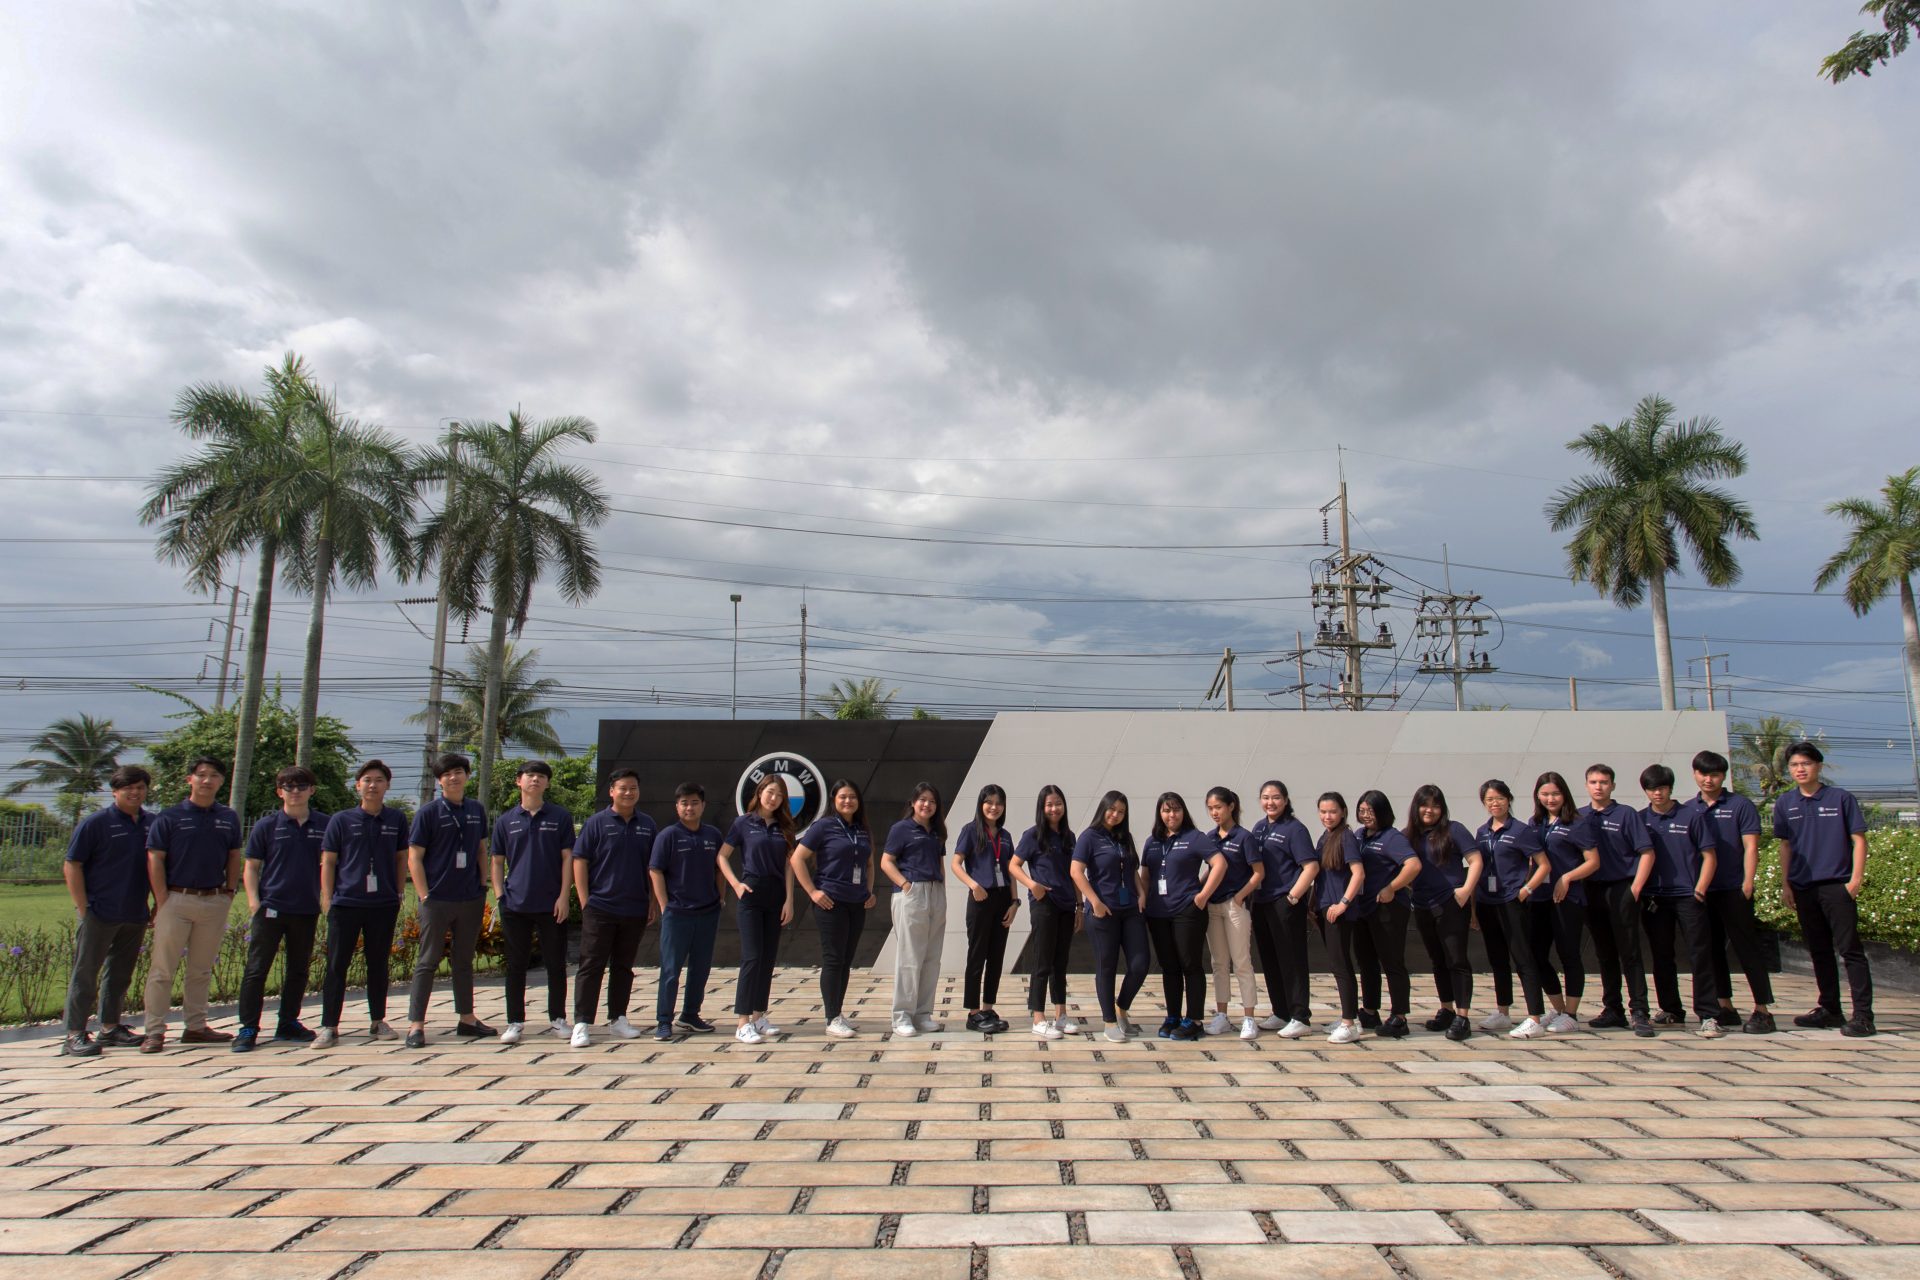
[1509,1017,1547,1039]
[549,1018,570,1038]
[1256,1014,1286,1031]
[735,1023,764,1045]
[499,1022,523,1045]
[1697,1018,1724,1038]
[569,1023,591,1048]
[1476,1011,1513,1032]
[1279,1019,1310,1039]
[825,1017,856,1039]
[891,1018,918,1038]
[1547,1012,1578,1034]
[1239,1017,1259,1041]
[1103,1023,1127,1043]
[311,1027,337,1050]
[754,1016,782,1036]
[1031,1020,1063,1040]
[368,1020,398,1040]
[1044,1015,1069,1034]
[1328,1022,1361,1043]
[1205,1012,1231,1036]
[609,1015,642,1040]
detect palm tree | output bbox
[1815,466,1920,741]
[416,412,608,802]
[819,677,898,720]
[1731,715,1808,800]
[410,641,566,758]
[280,387,417,766]
[6,715,135,824]
[1544,395,1758,710]
[141,353,319,823]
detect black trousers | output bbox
[1251,896,1312,1023]
[1493,899,1547,1018]
[1706,888,1775,1007]
[1317,911,1362,1020]
[813,900,866,1020]
[501,908,568,1025]
[1480,898,1516,1008]
[1526,898,1586,1001]
[1147,908,1208,1020]
[572,905,647,1024]
[1027,897,1075,1012]
[1643,894,1716,1020]
[734,874,786,1016]
[964,886,1014,1009]
[1356,897,1412,1016]
[322,903,397,1028]
[1795,880,1873,1020]
[64,912,144,1034]
[1414,896,1474,1012]
[1586,878,1650,1018]
[237,909,317,1031]
[1087,908,1149,1021]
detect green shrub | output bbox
[1754,827,1920,953]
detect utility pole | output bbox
[1569,677,1579,711]
[1297,630,1308,711]
[213,576,242,710]
[422,425,459,806]
[1686,637,1730,711]
[799,592,808,719]
[1312,460,1395,710]
[1206,647,1236,710]
[1415,544,1498,710]
[730,594,743,720]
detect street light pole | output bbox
[730,594,743,720]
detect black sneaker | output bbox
[1157,1017,1178,1040]
[1445,1019,1472,1042]
[274,1021,317,1043]
[965,1011,988,1031]
[1841,1017,1877,1038]
[1630,1015,1656,1038]
[1378,1014,1410,1039]
[1792,1007,1845,1029]
[982,1016,1010,1035]
[1424,1009,1456,1033]
[62,1032,101,1057]
[455,1020,496,1039]
[101,1024,142,1047]
[1742,1010,1776,1035]
[1587,1009,1628,1030]
[1173,1018,1203,1041]
[1650,1010,1682,1025]
[1714,1008,1742,1028]
[677,1012,717,1033]
[1357,1009,1382,1030]
[404,1028,427,1048]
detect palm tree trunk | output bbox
[476,586,510,810]
[1901,576,1920,772]
[296,534,332,768]
[1648,569,1677,711]
[230,544,276,824]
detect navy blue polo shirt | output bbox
[1539,814,1598,907]
[1251,813,1317,904]
[1772,784,1867,887]
[1579,802,1653,882]
[66,804,153,923]
[1314,829,1372,918]
[1643,803,1709,898]
[1072,826,1138,910]
[1682,791,1762,893]
[1359,826,1418,902]
[798,816,871,904]
[147,799,243,890]
[245,808,326,915]
[409,796,488,902]
[1209,824,1258,897]
[322,805,407,909]
[492,803,576,913]
[884,818,945,883]
[1408,821,1479,909]
[954,820,1014,891]
[1142,828,1214,917]
[647,818,718,914]
[1475,817,1544,906]
[724,814,791,880]
[570,807,658,917]
[1013,824,1076,901]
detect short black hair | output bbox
[608,767,640,786]
[276,765,317,790]
[673,780,705,800]
[109,765,152,791]
[1585,762,1615,782]
[187,755,226,778]
[516,759,553,779]
[356,759,393,781]
[1691,750,1730,775]
[433,752,472,778]
[1639,763,1675,791]
[1786,740,1825,765]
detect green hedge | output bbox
[1753,827,1920,953]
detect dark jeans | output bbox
[812,900,866,1020]
[734,874,786,1016]
[1027,897,1075,1012]
[501,909,568,1025]
[322,903,397,1028]
[1317,912,1362,1020]
[1356,897,1411,1016]
[238,909,317,1031]
[1414,896,1474,1013]
[1087,908,1149,1022]
[1146,908,1208,1020]
[1586,878,1650,1018]
[964,886,1014,1009]
[1794,880,1872,1020]
[1527,898,1586,1000]
[64,911,145,1034]
[658,905,720,1024]
[574,905,647,1024]
[1643,894,1716,1020]
[408,896,484,1024]
[1706,888,1775,1007]
[1252,896,1312,1023]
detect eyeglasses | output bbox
[281,783,314,792]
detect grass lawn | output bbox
[0,882,80,932]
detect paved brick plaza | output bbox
[1,969,1916,1280]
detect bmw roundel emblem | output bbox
[735,752,829,825]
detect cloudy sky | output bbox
[3,1,1919,800]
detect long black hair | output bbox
[1532,771,1577,828]
[826,777,867,835]
[1152,791,1195,840]
[1091,789,1136,855]
[1356,789,1394,835]
[974,783,1007,836]
[1316,791,1350,871]
[1033,784,1070,850]
[1405,783,1457,864]
[904,781,947,843]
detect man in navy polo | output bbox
[233,765,326,1051]
[570,767,659,1045]
[142,756,244,1051]
[649,780,723,1041]
[491,760,576,1045]
[1773,741,1874,1036]
[316,759,409,1048]
[60,765,154,1056]
[1682,750,1775,1034]
[1639,764,1718,1036]
[1579,763,1657,1038]
[405,752,494,1048]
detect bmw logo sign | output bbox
[735,752,829,825]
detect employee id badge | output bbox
[1157,878,1168,896]
[993,863,1005,888]
[266,907,278,919]
[366,873,378,893]
[1485,873,1498,891]
[456,850,467,869]
[852,864,862,885]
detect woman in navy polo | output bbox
[1250,779,1319,1038]
[1475,780,1552,1039]
[883,781,949,1036]
[792,778,876,1039]
[1071,790,1148,1043]
[1011,785,1080,1039]
[1202,787,1264,1041]
[1354,790,1419,1039]
[718,777,798,1045]
[1311,792,1368,1043]
[1141,792,1224,1041]
[1406,784,1483,1041]
[1531,771,1600,1032]
[950,784,1016,1035]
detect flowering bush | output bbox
[1754,827,1920,953]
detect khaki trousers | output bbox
[144,891,233,1034]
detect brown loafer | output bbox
[140,1033,165,1053]
[180,1026,234,1044]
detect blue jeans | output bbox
[657,906,720,1024]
